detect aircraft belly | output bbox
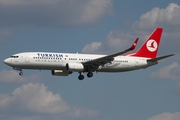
[97,64,136,72]
[97,68,134,72]
[13,62,66,70]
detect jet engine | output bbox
[51,70,71,76]
[66,63,84,72]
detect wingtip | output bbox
[169,54,175,56]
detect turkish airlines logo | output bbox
[146,39,158,52]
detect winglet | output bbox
[128,38,139,50]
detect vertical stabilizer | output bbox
[126,28,163,58]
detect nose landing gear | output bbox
[19,71,23,76]
[13,68,23,76]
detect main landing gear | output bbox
[78,72,93,80]
[87,72,93,78]
[78,73,84,80]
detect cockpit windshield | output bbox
[11,56,19,58]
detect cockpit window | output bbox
[11,56,19,58]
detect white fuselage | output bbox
[4,52,157,72]
[4,28,173,80]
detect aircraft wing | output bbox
[82,38,139,70]
[147,54,174,62]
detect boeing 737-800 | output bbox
[4,28,174,80]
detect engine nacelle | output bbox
[66,63,84,72]
[51,70,71,76]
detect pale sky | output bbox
[0,0,180,120]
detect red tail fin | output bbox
[126,28,163,58]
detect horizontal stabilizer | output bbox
[147,54,174,62]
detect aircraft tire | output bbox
[87,72,93,78]
[19,72,23,76]
[78,75,84,80]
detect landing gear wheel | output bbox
[19,72,23,76]
[87,72,93,78]
[78,75,84,80]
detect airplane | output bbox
[4,28,174,80]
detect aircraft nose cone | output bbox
[4,58,11,65]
